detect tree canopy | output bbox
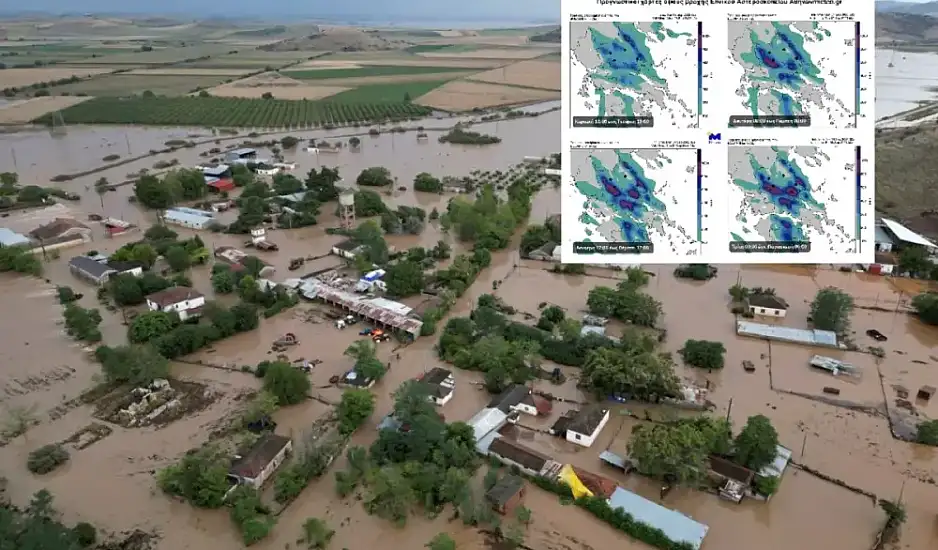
[733,414,779,470]
[810,287,854,334]
[912,292,938,326]
[679,340,726,370]
[586,281,662,327]
[627,417,732,485]
[357,166,393,187]
[262,361,311,405]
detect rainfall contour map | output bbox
[728,146,856,254]
[569,21,699,128]
[727,21,856,127]
[568,148,700,260]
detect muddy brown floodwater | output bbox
[1,107,937,550]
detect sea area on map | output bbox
[876,48,938,118]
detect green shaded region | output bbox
[731,232,745,241]
[650,21,692,40]
[579,212,599,226]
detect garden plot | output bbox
[0,96,92,124]
[54,73,232,96]
[91,378,219,428]
[206,72,348,100]
[1,67,114,88]
[415,80,559,111]
[467,59,560,90]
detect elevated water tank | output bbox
[338,190,355,207]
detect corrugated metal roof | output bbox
[467,407,508,444]
[737,320,838,348]
[169,207,214,218]
[0,228,31,247]
[164,210,213,227]
[607,487,709,550]
[881,219,937,248]
[301,280,422,335]
[759,445,792,478]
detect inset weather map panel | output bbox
[562,144,707,264]
[725,16,870,130]
[724,139,874,264]
[568,15,700,129]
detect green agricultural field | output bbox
[284,65,471,80]
[0,43,134,67]
[32,95,432,127]
[326,80,452,104]
[51,74,232,97]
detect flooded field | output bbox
[0,107,936,550]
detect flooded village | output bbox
[0,14,936,550]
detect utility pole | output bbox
[800,433,807,460]
[725,397,733,422]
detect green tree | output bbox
[733,415,779,470]
[166,168,208,201]
[384,260,425,297]
[56,286,78,304]
[243,391,279,426]
[128,311,179,343]
[94,177,109,209]
[413,172,443,193]
[263,361,311,405]
[157,445,230,508]
[520,224,552,256]
[95,344,170,385]
[62,304,102,343]
[211,268,236,294]
[134,174,178,209]
[2,403,38,441]
[302,517,334,549]
[363,465,414,526]
[426,533,456,550]
[27,444,69,474]
[0,245,42,276]
[230,302,260,331]
[915,419,938,445]
[628,421,709,484]
[729,284,750,302]
[581,346,680,401]
[898,247,932,276]
[337,389,375,435]
[109,274,145,306]
[810,287,854,334]
[164,245,191,272]
[911,292,938,326]
[357,166,393,187]
[679,340,726,370]
[354,189,387,216]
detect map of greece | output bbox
[567,148,700,261]
[569,21,699,128]
[727,21,856,128]
[727,145,856,254]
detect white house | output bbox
[488,385,538,416]
[256,164,280,176]
[745,294,789,317]
[422,368,455,406]
[332,239,364,260]
[565,405,610,448]
[228,434,292,488]
[145,287,206,321]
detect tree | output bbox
[426,533,456,550]
[337,389,375,435]
[128,311,179,343]
[0,172,16,186]
[354,189,387,216]
[263,361,311,405]
[166,168,208,201]
[157,445,230,508]
[810,287,854,334]
[109,274,145,306]
[628,421,709,484]
[281,136,299,149]
[3,403,38,441]
[898,247,932,276]
[580,347,680,401]
[94,177,108,209]
[586,283,661,327]
[912,292,938,326]
[27,444,69,474]
[230,302,260,332]
[164,245,191,272]
[134,174,178,209]
[733,415,779,470]
[728,284,750,302]
[514,505,531,525]
[211,268,236,294]
[364,465,415,526]
[243,391,279,427]
[384,261,425,297]
[520,225,552,256]
[302,518,334,549]
[414,172,443,193]
[110,242,157,268]
[679,340,726,370]
[349,137,361,148]
[95,344,169,385]
[357,166,393,187]
[62,304,102,342]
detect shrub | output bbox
[27,444,70,474]
[72,522,97,546]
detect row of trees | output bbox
[0,243,42,276]
[440,181,535,251]
[586,273,662,328]
[911,292,938,325]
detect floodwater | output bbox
[876,48,938,119]
[0,107,936,550]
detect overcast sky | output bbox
[8,0,561,21]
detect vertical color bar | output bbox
[697,21,703,118]
[856,145,862,253]
[697,148,703,243]
[855,22,861,118]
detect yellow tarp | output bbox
[559,464,593,499]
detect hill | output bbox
[876,0,938,15]
[876,12,938,41]
[530,27,560,43]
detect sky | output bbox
[3,0,561,22]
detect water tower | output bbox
[338,189,356,230]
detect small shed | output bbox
[485,475,526,515]
[917,385,935,402]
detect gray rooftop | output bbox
[737,320,839,348]
[69,256,116,278]
[874,225,894,246]
[164,209,214,226]
[607,487,708,550]
[0,228,31,247]
[759,445,793,479]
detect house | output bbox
[874,224,894,253]
[607,487,709,550]
[255,164,280,176]
[745,293,789,317]
[69,256,117,285]
[467,407,510,450]
[863,252,897,275]
[226,148,257,163]
[332,239,364,260]
[29,218,91,246]
[106,260,144,277]
[227,433,292,488]
[145,287,206,320]
[880,218,938,256]
[488,437,550,476]
[163,208,214,230]
[205,176,235,192]
[488,385,538,416]
[485,475,526,515]
[565,404,610,447]
[0,228,30,248]
[420,368,455,406]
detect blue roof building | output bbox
[607,487,709,550]
[164,209,214,229]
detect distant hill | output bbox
[876,1,938,15]
[876,12,938,41]
[230,25,288,37]
[530,26,560,43]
